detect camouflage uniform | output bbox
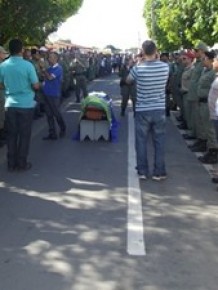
[71,59,88,103]
[197,68,216,149]
[60,54,71,98]
[181,65,194,129]
[186,59,204,138]
[119,64,136,116]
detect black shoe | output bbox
[166,110,170,117]
[177,123,188,130]
[0,140,6,148]
[42,135,57,140]
[59,130,66,138]
[17,162,32,171]
[176,116,183,122]
[182,134,196,140]
[191,145,207,152]
[198,150,218,164]
[188,139,204,149]
[7,165,17,172]
[211,177,218,183]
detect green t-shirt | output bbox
[0,56,38,108]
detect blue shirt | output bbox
[0,56,38,108]
[42,63,63,97]
[129,60,169,112]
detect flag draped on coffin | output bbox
[74,91,119,142]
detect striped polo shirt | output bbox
[129,60,169,112]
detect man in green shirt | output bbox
[0,46,8,147]
[0,39,39,171]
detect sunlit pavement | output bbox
[0,74,218,290]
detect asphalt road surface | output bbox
[0,74,218,290]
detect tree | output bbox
[0,0,83,45]
[143,0,218,50]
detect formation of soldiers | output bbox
[117,43,218,169]
[164,42,218,167]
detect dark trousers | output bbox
[120,85,136,113]
[5,107,34,168]
[43,96,66,136]
[75,76,88,102]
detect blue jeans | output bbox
[213,120,218,142]
[135,110,166,176]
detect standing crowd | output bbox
[117,40,218,183]
[0,37,218,186]
[160,42,218,184]
[0,38,126,172]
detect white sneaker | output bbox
[138,174,147,180]
[152,175,167,181]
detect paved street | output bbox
[0,74,218,290]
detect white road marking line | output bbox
[127,112,146,256]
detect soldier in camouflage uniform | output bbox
[60,53,71,99]
[119,58,136,116]
[187,42,208,152]
[196,51,217,164]
[31,48,45,118]
[0,46,8,147]
[180,51,195,138]
[71,57,88,103]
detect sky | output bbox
[51,0,148,49]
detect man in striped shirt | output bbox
[126,40,169,181]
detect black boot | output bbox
[190,140,207,152]
[198,149,218,164]
[177,122,188,130]
[189,139,202,148]
[120,109,125,117]
[211,176,218,183]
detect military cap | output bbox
[195,41,208,52]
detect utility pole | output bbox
[138,31,141,49]
[151,0,156,42]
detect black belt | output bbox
[199,97,208,103]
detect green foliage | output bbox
[143,0,218,51]
[0,0,83,45]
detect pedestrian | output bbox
[0,46,8,147]
[160,52,171,117]
[197,50,217,164]
[71,57,88,103]
[208,54,218,182]
[119,58,136,116]
[41,52,66,140]
[180,50,195,138]
[187,41,208,152]
[0,39,40,171]
[31,48,45,119]
[126,40,169,180]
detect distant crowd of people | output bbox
[0,38,126,171]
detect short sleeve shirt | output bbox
[129,60,169,112]
[0,56,38,108]
[42,63,63,97]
